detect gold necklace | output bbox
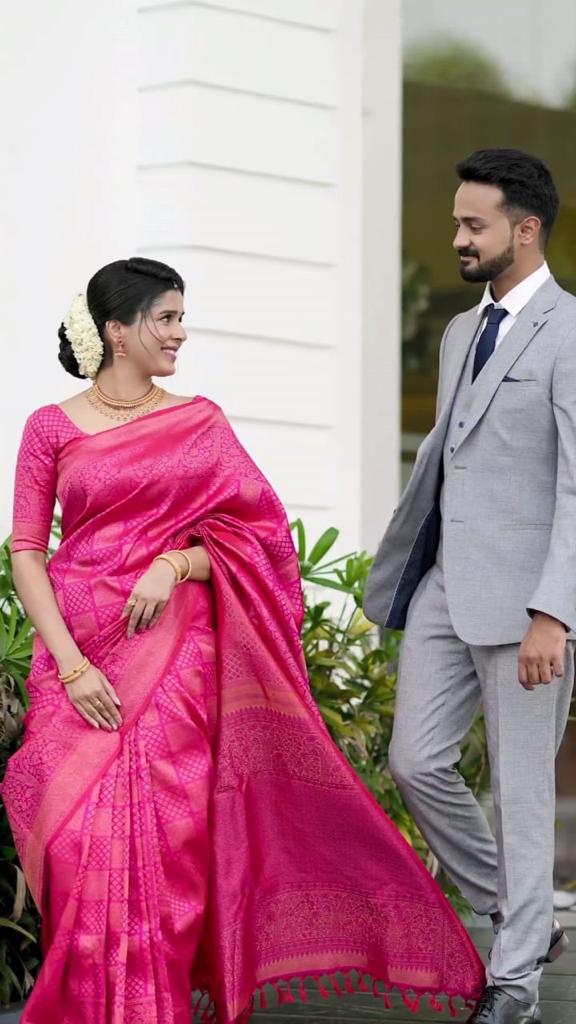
[87,382,166,423]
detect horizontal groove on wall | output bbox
[186,326,335,350]
[138,78,339,112]
[137,243,336,269]
[138,0,337,35]
[284,502,333,512]
[138,160,336,189]
[228,413,333,431]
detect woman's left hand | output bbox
[123,559,179,638]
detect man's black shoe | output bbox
[489,917,569,965]
[537,919,569,964]
[467,987,541,1023]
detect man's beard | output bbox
[458,239,515,283]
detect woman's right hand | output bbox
[65,665,123,731]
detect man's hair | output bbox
[456,148,560,247]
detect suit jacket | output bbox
[363,276,576,644]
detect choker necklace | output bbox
[87,381,166,423]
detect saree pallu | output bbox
[3,397,484,1023]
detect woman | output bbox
[3,257,484,1023]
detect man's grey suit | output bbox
[364,276,576,1002]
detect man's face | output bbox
[452,181,517,283]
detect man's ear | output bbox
[517,215,542,247]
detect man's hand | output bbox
[518,612,567,691]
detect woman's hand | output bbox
[123,558,179,638]
[65,665,122,730]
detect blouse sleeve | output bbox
[11,410,58,554]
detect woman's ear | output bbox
[106,320,127,358]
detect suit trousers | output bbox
[388,563,574,1003]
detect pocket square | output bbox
[502,375,537,383]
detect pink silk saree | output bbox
[3,397,484,1023]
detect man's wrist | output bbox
[531,610,568,632]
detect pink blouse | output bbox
[11,406,84,554]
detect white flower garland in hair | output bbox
[63,294,104,379]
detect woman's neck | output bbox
[94,367,154,402]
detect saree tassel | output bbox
[448,996,458,1018]
[384,991,393,1010]
[315,976,330,998]
[274,981,286,1005]
[344,972,356,995]
[429,994,444,1012]
[401,992,420,1013]
[372,979,381,999]
[258,986,268,1010]
[282,980,296,1003]
[357,973,370,992]
[298,976,308,1002]
[330,975,343,997]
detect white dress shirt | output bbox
[476,261,551,348]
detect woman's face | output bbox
[112,288,187,377]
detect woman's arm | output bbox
[12,551,85,677]
[11,412,121,730]
[12,552,122,730]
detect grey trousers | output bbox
[388,564,574,1004]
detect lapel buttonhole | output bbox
[532,321,539,327]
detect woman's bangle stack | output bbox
[154,550,193,584]
[58,656,91,685]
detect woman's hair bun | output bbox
[57,323,87,379]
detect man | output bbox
[364,149,576,1024]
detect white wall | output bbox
[0,0,138,528]
[0,0,402,560]
[136,0,365,551]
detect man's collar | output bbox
[477,262,550,317]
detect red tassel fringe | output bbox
[193,976,477,1022]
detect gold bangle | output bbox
[59,656,90,685]
[177,550,193,583]
[154,553,183,583]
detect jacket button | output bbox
[449,445,455,453]
[458,421,465,428]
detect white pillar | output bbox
[361,0,402,552]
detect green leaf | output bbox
[308,528,339,567]
[0,918,36,941]
[290,519,306,562]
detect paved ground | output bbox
[1,923,574,1022]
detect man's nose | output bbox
[453,226,470,251]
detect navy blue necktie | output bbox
[472,304,508,382]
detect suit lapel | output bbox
[452,276,562,455]
[440,309,480,420]
[431,308,480,455]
